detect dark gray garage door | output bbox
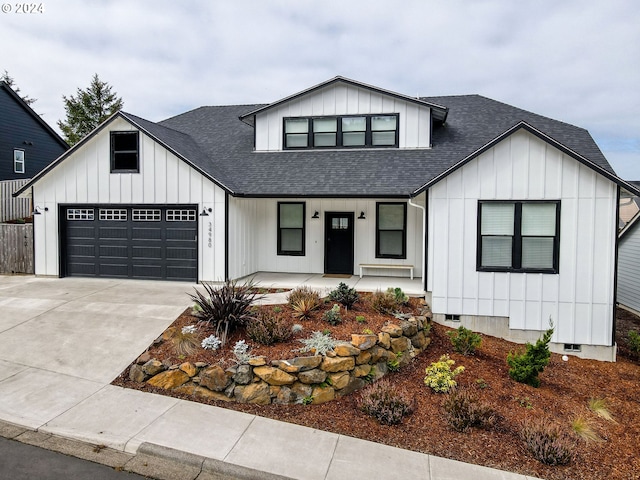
[62,205,198,282]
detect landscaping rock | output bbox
[274,386,295,404]
[399,320,418,337]
[233,364,253,385]
[311,386,335,404]
[194,386,232,402]
[248,356,267,366]
[337,376,366,397]
[321,356,355,372]
[136,352,151,365]
[351,334,377,350]
[381,324,403,337]
[328,371,350,390]
[129,364,147,383]
[194,362,208,368]
[172,383,197,395]
[234,382,271,404]
[353,364,372,378]
[410,331,429,349]
[334,342,360,356]
[199,365,232,392]
[298,368,327,385]
[142,359,165,376]
[355,350,372,365]
[390,336,411,354]
[291,382,312,399]
[147,370,189,390]
[253,366,296,386]
[179,362,197,377]
[377,332,391,349]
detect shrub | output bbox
[295,331,337,356]
[506,324,554,388]
[168,329,199,356]
[371,289,397,314]
[287,286,321,307]
[201,334,222,351]
[328,282,359,309]
[447,326,482,355]
[442,389,497,432]
[291,297,321,320]
[628,330,640,358]
[424,354,464,393]
[520,418,575,466]
[357,378,416,425]
[246,311,292,345]
[189,279,263,346]
[323,304,342,325]
[389,287,409,305]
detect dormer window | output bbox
[284,114,399,149]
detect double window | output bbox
[477,201,560,273]
[376,202,407,259]
[14,149,25,174]
[277,202,305,256]
[110,131,139,173]
[283,114,399,149]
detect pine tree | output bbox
[506,322,554,388]
[57,74,123,146]
[1,70,37,105]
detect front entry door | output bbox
[324,212,354,275]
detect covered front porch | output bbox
[238,271,425,297]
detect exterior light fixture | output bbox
[358,211,366,219]
[200,208,212,216]
[312,211,320,219]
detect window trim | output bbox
[13,149,25,174]
[283,113,399,150]
[476,200,561,274]
[375,202,407,259]
[110,131,140,173]
[277,202,306,256]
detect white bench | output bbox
[359,264,414,280]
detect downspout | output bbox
[408,196,426,294]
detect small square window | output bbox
[14,149,25,174]
[111,131,139,173]
[564,344,581,352]
[445,314,461,322]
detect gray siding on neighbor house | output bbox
[618,219,640,313]
[0,84,67,181]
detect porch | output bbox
[239,271,425,297]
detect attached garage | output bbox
[61,205,198,282]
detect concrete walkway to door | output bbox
[0,275,540,480]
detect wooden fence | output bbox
[0,179,31,222]
[0,223,34,274]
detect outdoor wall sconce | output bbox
[311,211,320,219]
[358,211,366,219]
[199,207,212,216]
[32,206,48,215]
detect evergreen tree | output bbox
[1,70,37,105]
[57,74,123,145]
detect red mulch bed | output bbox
[113,294,640,480]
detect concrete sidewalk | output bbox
[0,275,541,480]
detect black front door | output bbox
[324,212,354,274]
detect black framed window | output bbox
[110,131,139,173]
[477,200,560,273]
[376,202,407,258]
[13,149,25,173]
[278,202,305,256]
[283,114,399,149]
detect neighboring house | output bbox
[0,81,68,221]
[619,180,640,229]
[617,209,640,316]
[15,76,640,361]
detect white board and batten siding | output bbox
[253,83,432,151]
[617,218,640,315]
[31,117,227,282]
[228,196,424,280]
[428,129,617,347]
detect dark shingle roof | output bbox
[154,94,618,197]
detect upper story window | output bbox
[477,200,560,274]
[283,114,399,149]
[110,131,139,173]
[14,149,25,174]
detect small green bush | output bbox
[447,326,482,355]
[357,378,416,425]
[442,389,497,432]
[328,282,359,309]
[246,311,292,345]
[323,304,342,325]
[520,419,575,466]
[424,354,464,393]
[506,324,554,388]
[371,289,397,314]
[628,330,640,358]
[389,287,409,305]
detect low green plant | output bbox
[571,416,603,442]
[442,389,497,432]
[447,326,482,355]
[363,366,377,383]
[246,311,292,345]
[520,419,575,466]
[273,306,283,314]
[328,282,359,309]
[588,398,616,422]
[302,395,313,405]
[362,328,374,335]
[295,331,337,356]
[389,287,409,305]
[357,378,416,425]
[515,396,533,409]
[291,323,303,334]
[356,315,366,323]
[475,378,488,389]
[424,354,464,393]
[323,304,342,325]
[628,330,640,358]
[387,352,402,372]
[506,323,554,388]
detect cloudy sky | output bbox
[2,0,638,179]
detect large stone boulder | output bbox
[321,356,355,372]
[199,365,232,392]
[334,342,361,357]
[311,386,335,404]
[129,364,147,383]
[297,368,327,385]
[146,370,189,390]
[253,366,296,386]
[142,359,165,376]
[351,334,377,350]
[234,382,271,404]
